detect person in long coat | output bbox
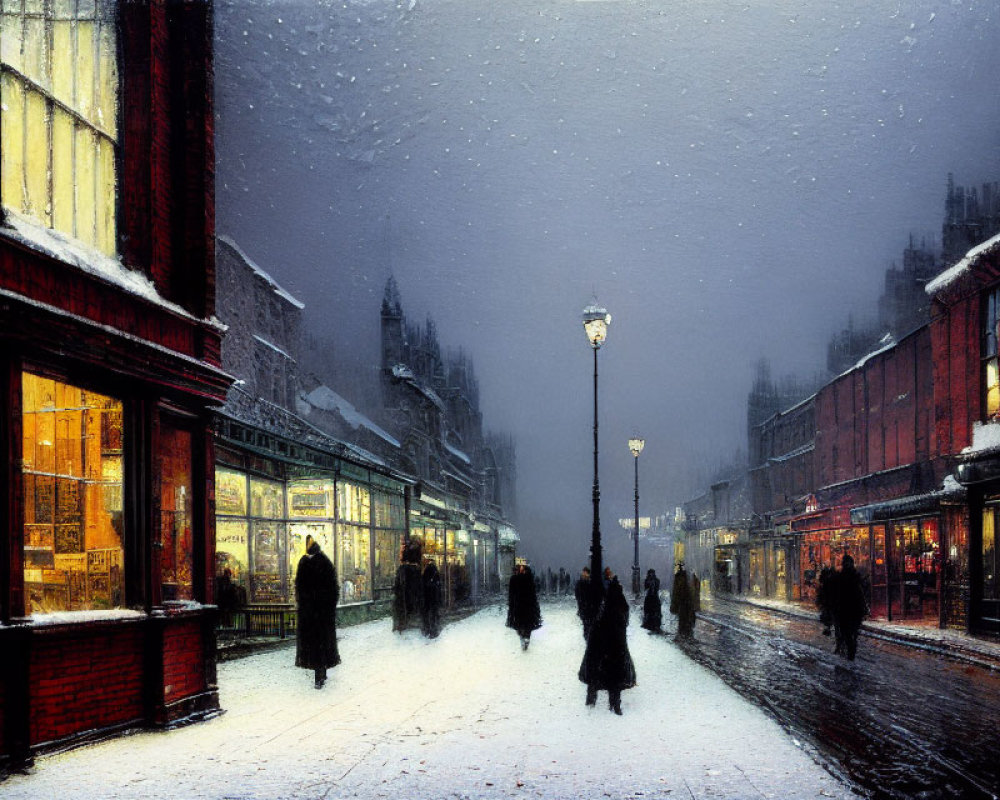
[421,560,443,638]
[578,576,636,714]
[506,563,542,650]
[670,563,696,638]
[574,566,598,640]
[294,535,340,688]
[392,539,424,633]
[831,554,868,661]
[640,568,662,633]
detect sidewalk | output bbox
[723,593,1000,671]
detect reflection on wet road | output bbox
[665,598,1000,799]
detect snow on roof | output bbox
[925,232,1000,296]
[444,441,472,465]
[302,385,401,447]
[218,234,305,309]
[2,208,222,328]
[253,334,293,360]
[961,420,1000,456]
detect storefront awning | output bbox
[849,485,965,525]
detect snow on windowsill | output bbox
[0,209,224,331]
[962,421,1000,455]
[28,609,146,627]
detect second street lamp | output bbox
[628,436,645,599]
[583,301,611,604]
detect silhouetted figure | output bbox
[421,561,443,638]
[670,563,696,638]
[691,572,702,612]
[392,539,424,633]
[640,568,662,633]
[507,563,542,650]
[295,535,340,688]
[575,566,598,640]
[816,566,835,639]
[215,568,241,627]
[578,577,636,715]
[831,554,868,661]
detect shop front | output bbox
[954,455,1000,634]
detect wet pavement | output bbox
[666,597,1000,799]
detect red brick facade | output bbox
[0,0,228,768]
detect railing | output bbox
[217,604,297,640]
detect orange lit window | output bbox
[159,421,193,601]
[983,287,1000,418]
[22,371,124,613]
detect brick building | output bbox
[1,0,226,768]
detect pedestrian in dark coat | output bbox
[421,560,443,638]
[392,539,424,633]
[294,535,340,688]
[578,577,636,714]
[670,564,696,638]
[574,566,598,640]
[507,563,542,650]
[831,554,868,661]
[640,568,662,633]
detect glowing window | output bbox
[22,371,124,613]
[1,0,119,255]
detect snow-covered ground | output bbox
[3,602,854,799]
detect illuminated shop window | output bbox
[215,517,248,592]
[287,521,334,578]
[372,490,405,598]
[22,371,123,613]
[250,519,286,602]
[982,507,997,602]
[159,422,193,601]
[984,287,1000,418]
[215,468,247,517]
[287,478,334,519]
[1,0,119,255]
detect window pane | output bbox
[338,522,370,602]
[250,520,286,602]
[97,20,116,137]
[23,87,49,224]
[96,134,114,253]
[74,124,97,246]
[51,106,74,231]
[21,15,47,88]
[215,468,248,516]
[287,479,334,518]
[160,423,193,602]
[985,508,997,602]
[250,476,283,518]
[76,20,95,123]
[0,8,24,73]
[0,73,25,211]
[288,521,334,582]
[23,371,124,614]
[988,359,1000,418]
[51,18,73,107]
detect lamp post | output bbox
[628,436,645,599]
[582,302,611,603]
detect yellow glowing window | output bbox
[22,371,125,614]
[1,0,119,256]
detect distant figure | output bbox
[392,539,424,633]
[578,577,636,715]
[294,535,340,689]
[670,563,696,638]
[690,572,702,612]
[831,554,868,661]
[640,568,662,633]
[575,566,598,640]
[215,568,240,627]
[602,566,613,591]
[507,563,542,650]
[421,560,443,638]
[815,566,835,639]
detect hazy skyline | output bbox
[214,0,1000,571]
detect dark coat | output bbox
[670,568,696,636]
[831,564,868,632]
[392,561,423,632]
[578,579,636,690]
[641,572,662,631]
[294,542,340,670]
[575,575,599,637]
[506,568,542,635]
[421,562,443,638]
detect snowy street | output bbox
[2,601,853,800]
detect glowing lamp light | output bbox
[582,302,612,348]
[628,437,645,457]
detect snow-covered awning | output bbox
[301,385,400,447]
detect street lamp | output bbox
[628,436,645,600]
[582,301,611,603]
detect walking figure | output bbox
[421,560,443,638]
[670,562,696,638]
[392,539,424,633]
[578,576,636,714]
[574,566,598,640]
[640,568,662,633]
[294,535,340,689]
[831,554,868,661]
[506,563,542,650]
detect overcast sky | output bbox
[214,0,1000,573]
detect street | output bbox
[2,602,853,800]
[685,597,1000,799]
